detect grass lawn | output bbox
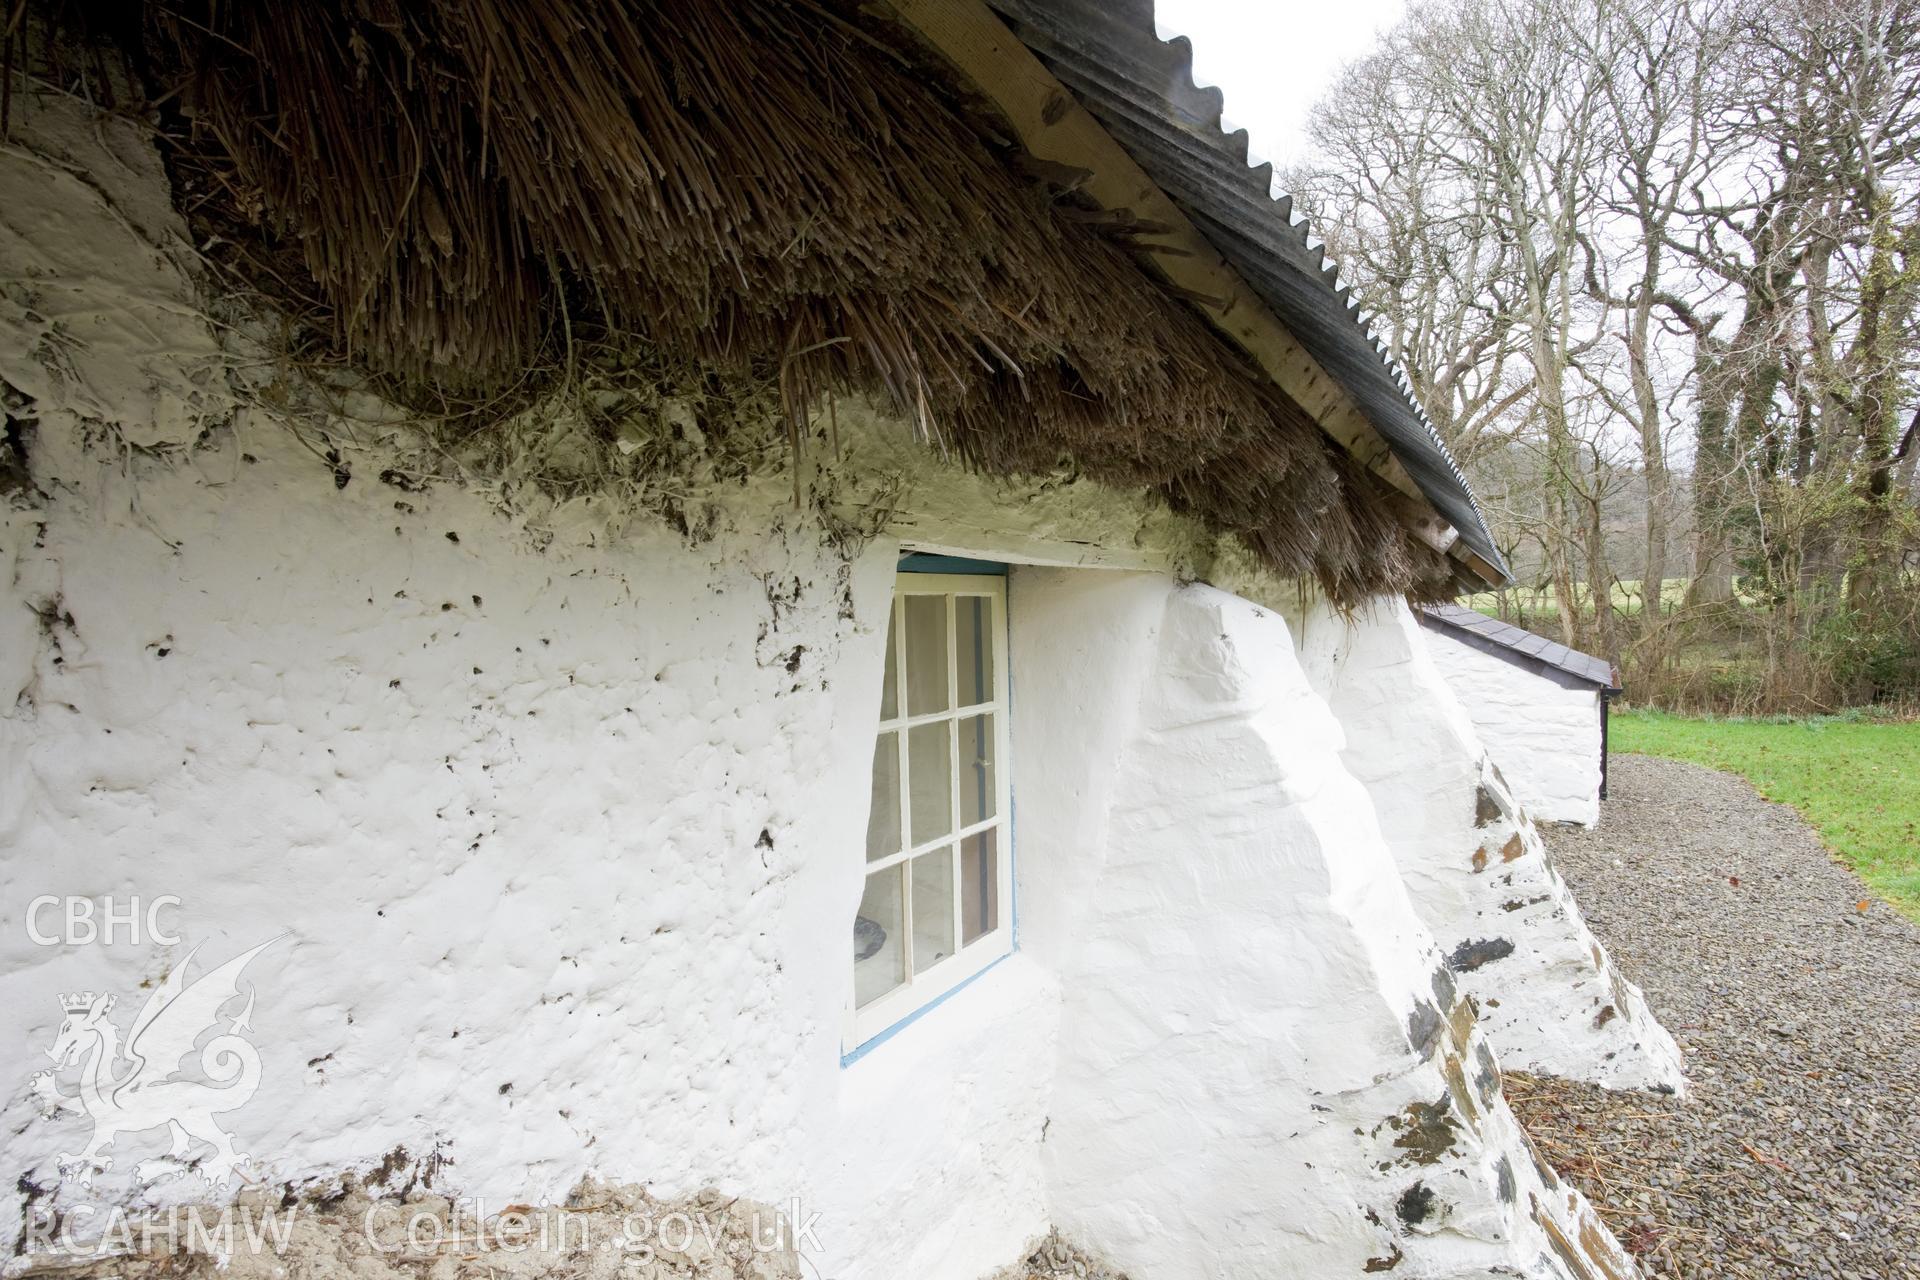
[1613,710,1920,918]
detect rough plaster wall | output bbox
[1004,568,1170,978]
[1292,599,1685,1093]
[1421,630,1605,827]
[0,405,1074,1279]
[1042,586,1638,1280]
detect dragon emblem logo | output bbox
[31,937,281,1188]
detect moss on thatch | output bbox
[16,0,1461,600]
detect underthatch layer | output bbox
[16,0,1459,599]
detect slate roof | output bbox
[1418,604,1620,691]
[988,0,1508,579]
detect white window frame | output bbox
[847,571,1014,1050]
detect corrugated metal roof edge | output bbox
[1155,37,1506,575]
[1418,603,1620,691]
[988,0,1509,580]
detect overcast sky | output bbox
[1153,0,1408,172]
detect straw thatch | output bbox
[16,0,1460,599]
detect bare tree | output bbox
[1292,0,1920,706]
[1574,0,1726,639]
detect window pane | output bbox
[961,828,998,945]
[908,721,953,846]
[854,867,904,1008]
[867,731,901,862]
[959,713,995,827]
[903,594,950,716]
[955,595,995,706]
[912,848,955,973]
[880,607,899,721]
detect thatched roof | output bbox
[13,0,1487,601]
[992,0,1507,583]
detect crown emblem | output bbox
[59,991,97,1014]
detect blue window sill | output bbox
[839,950,1015,1067]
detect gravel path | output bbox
[1507,754,1920,1279]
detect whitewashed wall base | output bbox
[1293,598,1686,1094]
[1043,586,1639,1280]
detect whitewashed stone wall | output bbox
[1,83,1640,1280]
[0,91,1065,1279]
[1038,587,1637,1279]
[1421,627,1608,827]
[1294,599,1685,1092]
[0,412,1073,1279]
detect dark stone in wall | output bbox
[1363,1243,1405,1272]
[1391,1097,1462,1166]
[1405,999,1442,1057]
[1473,1041,1501,1102]
[1449,938,1516,972]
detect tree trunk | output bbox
[1686,332,1736,605]
[1624,291,1670,627]
[1584,479,1617,658]
[1846,211,1919,625]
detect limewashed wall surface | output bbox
[1,469,1638,1279]
[0,87,1083,1278]
[1034,586,1636,1279]
[1293,599,1684,1092]
[1420,628,1608,827]
[1,82,1642,1280]
[0,411,1057,1279]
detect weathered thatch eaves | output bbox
[985,0,1508,585]
[29,0,1473,600]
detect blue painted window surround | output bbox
[842,556,1015,1065]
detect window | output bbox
[850,571,1013,1046]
